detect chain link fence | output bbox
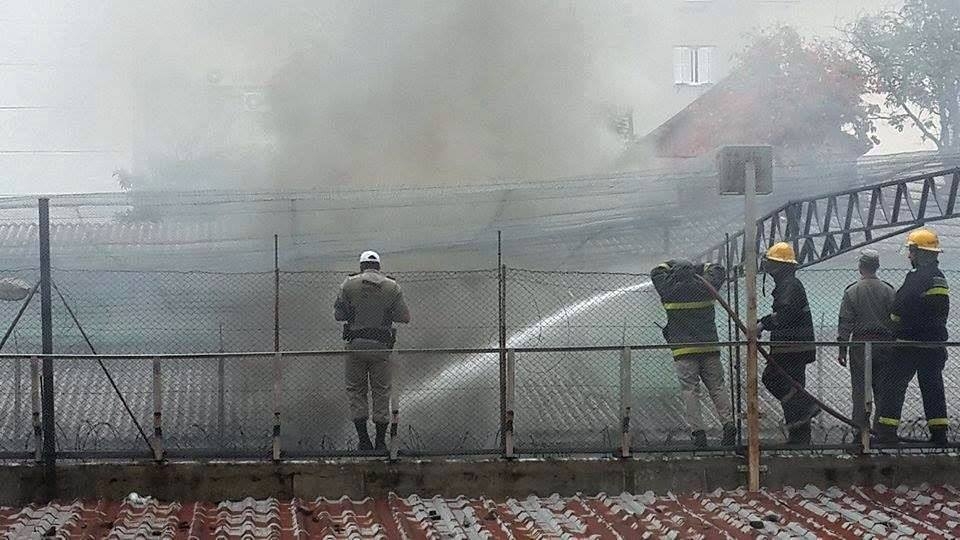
[1,265,960,457]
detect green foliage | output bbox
[847,0,960,152]
[725,26,876,156]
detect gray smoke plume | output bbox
[99,1,648,189]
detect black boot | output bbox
[691,430,708,448]
[786,422,811,446]
[721,422,736,447]
[374,422,389,451]
[930,426,948,446]
[873,424,899,445]
[794,396,822,425]
[354,418,373,451]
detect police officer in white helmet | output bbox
[334,251,410,452]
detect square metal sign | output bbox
[717,145,773,195]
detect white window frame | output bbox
[673,46,715,86]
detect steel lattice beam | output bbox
[699,168,960,269]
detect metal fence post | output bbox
[733,239,743,447]
[861,342,873,453]
[38,198,56,474]
[30,356,41,462]
[152,357,163,462]
[217,356,225,445]
[619,347,632,458]
[504,349,515,459]
[272,351,282,461]
[724,233,736,443]
[498,256,507,453]
[217,324,225,445]
[274,234,280,353]
[14,357,22,440]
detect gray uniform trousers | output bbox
[345,338,393,424]
[673,352,733,432]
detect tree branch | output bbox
[899,102,942,150]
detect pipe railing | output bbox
[1,339,958,465]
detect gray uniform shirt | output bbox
[334,270,410,331]
[837,276,895,355]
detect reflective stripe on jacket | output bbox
[651,260,725,359]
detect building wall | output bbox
[628,0,901,136]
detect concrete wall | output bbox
[3,454,959,505]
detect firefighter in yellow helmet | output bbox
[758,242,822,445]
[874,228,950,445]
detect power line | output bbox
[0,106,67,111]
[0,150,124,154]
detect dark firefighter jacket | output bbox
[890,262,949,343]
[760,273,816,363]
[651,260,725,359]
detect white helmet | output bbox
[359,250,381,264]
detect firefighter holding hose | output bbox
[652,259,736,448]
[758,242,822,445]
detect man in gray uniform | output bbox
[335,250,410,451]
[837,249,895,428]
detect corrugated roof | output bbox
[1,484,957,538]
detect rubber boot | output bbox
[374,422,389,451]
[930,426,948,446]
[795,396,822,425]
[721,422,736,447]
[786,422,811,446]
[691,430,708,449]
[354,418,373,451]
[873,424,899,445]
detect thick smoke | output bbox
[100,1,646,189]
[268,2,642,187]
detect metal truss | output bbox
[700,167,960,269]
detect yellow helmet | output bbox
[906,228,942,252]
[765,242,797,264]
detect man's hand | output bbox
[837,355,847,367]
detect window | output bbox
[673,46,715,85]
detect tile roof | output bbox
[1,484,958,538]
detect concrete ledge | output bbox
[3,453,959,505]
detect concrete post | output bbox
[272,352,282,461]
[30,356,41,462]
[619,347,632,458]
[152,357,164,462]
[389,381,400,462]
[861,342,873,453]
[504,349,515,459]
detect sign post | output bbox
[718,146,772,493]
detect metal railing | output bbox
[2,339,959,462]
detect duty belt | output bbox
[343,325,396,347]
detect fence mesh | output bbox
[1,265,959,456]
[735,269,960,447]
